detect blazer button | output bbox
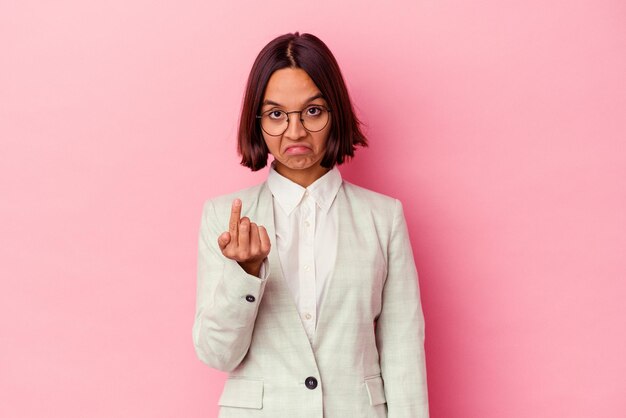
[245,295,255,302]
[305,376,318,389]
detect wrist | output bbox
[238,260,262,277]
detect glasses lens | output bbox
[259,106,330,136]
[260,110,288,136]
[301,106,329,132]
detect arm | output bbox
[375,199,429,417]
[192,198,270,372]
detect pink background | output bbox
[1,0,625,417]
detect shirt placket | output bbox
[299,190,317,342]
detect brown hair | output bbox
[238,32,368,171]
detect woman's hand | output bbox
[217,198,271,277]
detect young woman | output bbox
[193,32,429,417]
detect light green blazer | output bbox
[193,179,429,418]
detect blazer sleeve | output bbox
[375,199,429,417]
[192,198,270,372]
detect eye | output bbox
[305,106,323,117]
[267,110,285,120]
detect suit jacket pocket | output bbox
[218,377,264,409]
[364,375,387,406]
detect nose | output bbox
[283,112,307,140]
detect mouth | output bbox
[284,145,312,155]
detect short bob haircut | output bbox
[238,32,368,171]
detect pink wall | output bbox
[1,0,625,417]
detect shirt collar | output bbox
[267,159,343,216]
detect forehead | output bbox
[263,68,323,105]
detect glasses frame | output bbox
[256,105,332,137]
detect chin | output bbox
[280,158,313,167]
[290,161,319,170]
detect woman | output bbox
[193,32,429,417]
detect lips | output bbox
[284,145,312,154]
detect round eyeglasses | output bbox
[256,105,332,136]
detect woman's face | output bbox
[260,67,332,186]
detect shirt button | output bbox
[305,376,318,389]
[245,295,255,303]
[304,313,312,320]
[304,220,310,227]
[303,265,310,271]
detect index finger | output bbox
[229,198,242,244]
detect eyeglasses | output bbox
[256,105,332,136]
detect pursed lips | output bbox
[285,144,312,154]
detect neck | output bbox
[275,163,330,188]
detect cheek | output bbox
[317,122,331,149]
[262,135,278,154]
[315,132,330,151]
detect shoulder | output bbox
[207,182,266,206]
[343,180,401,213]
[341,180,404,219]
[201,182,267,217]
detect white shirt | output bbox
[259,160,342,344]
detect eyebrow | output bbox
[262,93,325,107]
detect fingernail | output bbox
[234,198,241,206]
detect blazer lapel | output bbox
[253,181,356,354]
[312,185,352,351]
[254,182,319,354]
